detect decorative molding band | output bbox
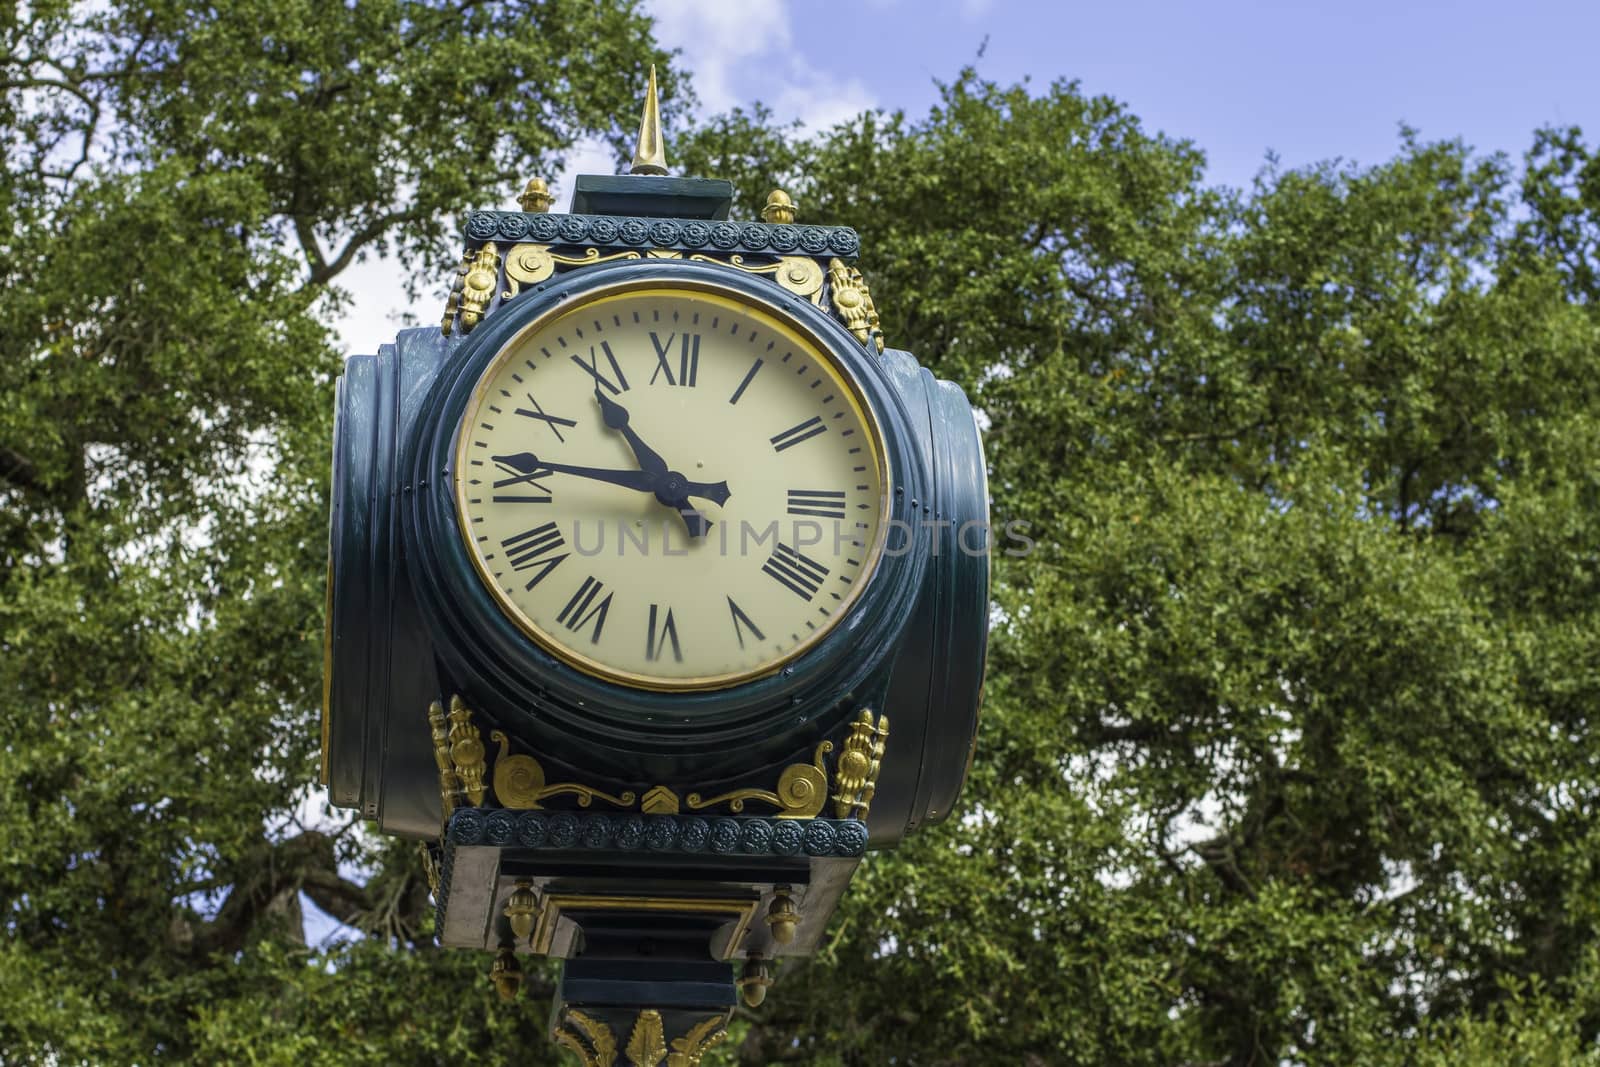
[445,807,869,859]
[462,210,860,260]
[430,811,864,936]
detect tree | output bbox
[679,76,1600,1064]
[6,12,1600,1064]
[1,3,673,1062]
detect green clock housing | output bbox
[321,131,988,1045]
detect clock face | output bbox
[453,281,889,691]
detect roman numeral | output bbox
[645,604,683,662]
[492,458,553,504]
[727,596,765,649]
[513,391,576,441]
[571,341,629,394]
[787,489,847,519]
[761,543,830,601]
[502,523,569,589]
[648,331,700,387]
[771,415,826,452]
[556,575,613,643]
[729,359,763,404]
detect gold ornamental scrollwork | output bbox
[503,243,645,299]
[666,1016,727,1067]
[826,257,884,353]
[555,1008,618,1067]
[427,699,461,819]
[833,708,888,820]
[436,710,886,820]
[686,253,825,305]
[455,243,501,334]
[625,1010,668,1067]
[490,731,637,810]
[684,741,833,819]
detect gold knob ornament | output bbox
[489,944,524,1002]
[760,188,796,224]
[765,889,798,945]
[517,177,554,213]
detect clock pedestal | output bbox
[436,802,869,1054]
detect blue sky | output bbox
[335,0,1599,344]
[657,0,1600,190]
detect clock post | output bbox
[323,68,989,1060]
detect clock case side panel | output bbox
[402,262,937,787]
[325,350,384,812]
[325,332,463,837]
[905,370,991,833]
[866,356,991,845]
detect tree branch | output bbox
[297,209,424,289]
[0,444,45,495]
[320,210,423,285]
[292,215,330,283]
[185,830,370,957]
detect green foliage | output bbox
[1,3,666,1063]
[5,11,1600,1064]
[681,74,1600,1063]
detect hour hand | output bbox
[594,390,668,475]
[679,479,731,508]
[654,476,732,539]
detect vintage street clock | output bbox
[453,280,890,690]
[323,71,989,1061]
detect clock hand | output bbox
[492,452,655,492]
[492,453,730,507]
[671,504,712,540]
[652,478,731,541]
[652,469,732,508]
[593,389,668,475]
[590,392,732,539]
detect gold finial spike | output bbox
[629,64,669,176]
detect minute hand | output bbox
[492,453,728,504]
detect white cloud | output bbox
[647,0,874,131]
[648,0,794,114]
[772,60,876,132]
